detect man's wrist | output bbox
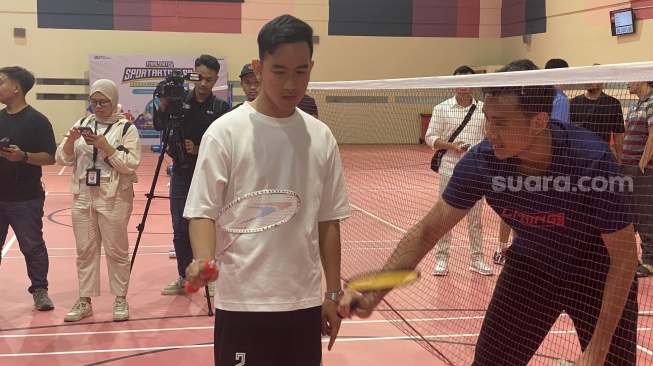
[21,151,29,163]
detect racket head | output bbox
[345,270,420,292]
[218,190,300,234]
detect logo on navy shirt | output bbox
[501,207,565,227]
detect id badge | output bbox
[86,168,101,186]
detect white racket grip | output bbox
[552,359,571,366]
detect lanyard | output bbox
[91,121,114,166]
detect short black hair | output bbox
[498,59,539,72]
[258,14,313,62]
[544,58,569,69]
[482,59,555,116]
[0,66,36,95]
[195,54,220,73]
[453,66,475,75]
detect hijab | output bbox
[89,79,124,125]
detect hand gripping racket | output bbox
[185,189,300,293]
[338,270,420,317]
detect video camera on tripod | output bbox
[151,69,202,185]
[152,69,201,124]
[131,68,215,315]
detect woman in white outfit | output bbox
[56,79,141,322]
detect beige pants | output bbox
[435,172,484,262]
[71,182,133,297]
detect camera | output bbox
[153,70,201,120]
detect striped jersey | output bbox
[623,90,653,169]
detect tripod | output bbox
[130,111,214,317]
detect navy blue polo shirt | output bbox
[443,122,632,276]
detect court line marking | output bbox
[2,315,652,339]
[0,236,16,258]
[349,203,406,234]
[4,245,174,251]
[3,330,653,357]
[2,252,172,259]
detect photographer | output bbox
[0,66,57,311]
[154,55,230,296]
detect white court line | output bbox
[638,345,653,356]
[0,326,213,339]
[349,203,406,234]
[58,166,66,176]
[2,252,172,259]
[0,236,16,258]
[0,317,483,339]
[2,319,652,357]
[0,344,212,357]
[4,245,174,252]
[4,331,653,357]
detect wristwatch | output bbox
[21,151,28,163]
[324,291,343,302]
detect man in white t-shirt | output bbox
[183,15,351,366]
[425,65,492,276]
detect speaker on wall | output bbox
[14,27,26,38]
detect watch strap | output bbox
[324,291,343,302]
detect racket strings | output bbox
[218,191,300,233]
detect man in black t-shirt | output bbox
[570,83,625,163]
[0,66,56,311]
[153,55,230,295]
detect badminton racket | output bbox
[185,189,300,293]
[338,270,420,317]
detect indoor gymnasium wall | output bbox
[0,0,501,141]
[500,0,653,68]
[2,1,653,142]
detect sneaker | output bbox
[32,289,54,311]
[493,248,508,266]
[64,299,93,322]
[470,260,493,276]
[113,298,129,322]
[432,259,448,276]
[161,276,186,295]
[637,264,653,278]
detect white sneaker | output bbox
[470,260,493,276]
[161,276,186,295]
[432,259,448,276]
[113,298,129,322]
[64,299,93,322]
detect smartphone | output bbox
[0,137,10,150]
[77,126,93,136]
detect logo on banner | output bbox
[121,61,194,85]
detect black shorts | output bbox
[473,251,638,366]
[214,306,322,366]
